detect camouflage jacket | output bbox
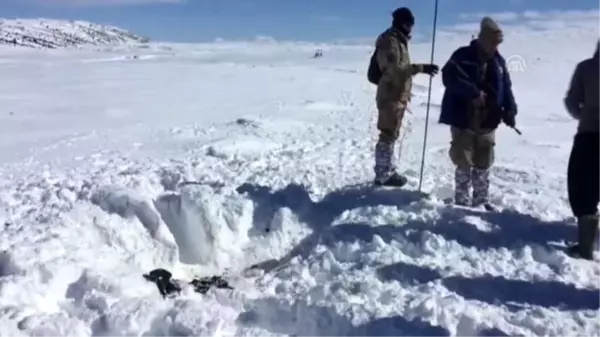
[375,28,424,106]
[564,50,599,134]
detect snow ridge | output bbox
[0,18,149,49]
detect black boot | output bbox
[568,215,599,260]
[374,172,408,187]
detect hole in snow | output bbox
[153,184,254,271]
[0,251,21,277]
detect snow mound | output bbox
[0,18,149,49]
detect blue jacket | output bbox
[439,40,518,130]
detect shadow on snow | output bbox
[237,296,450,336]
[378,261,599,312]
[236,181,426,234]
[235,182,598,335]
[236,181,579,272]
[236,181,427,271]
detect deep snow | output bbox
[0,12,599,337]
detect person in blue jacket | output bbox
[438,17,518,210]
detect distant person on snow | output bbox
[438,17,517,211]
[563,41,599,260]
[371,7,439,187]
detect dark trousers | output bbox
[567,132,599,218]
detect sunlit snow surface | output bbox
[0,13,599,337]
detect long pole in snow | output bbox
[417,0,440,193]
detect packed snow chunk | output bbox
[83,185,179,273]
[146,299,240,336]
[153,184,254,271]
[65,269,139,308]
[0,322,24,337]
[14,312,90,336]
[238,297,352,336]
[301,100,349,112]
[88,298,167,336]
[89,185,175,247]
[205,136,281,159]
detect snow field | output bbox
[0,13,599,336]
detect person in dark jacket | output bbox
[563,41,599,260]
[438,17,517,210]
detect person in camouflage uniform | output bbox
[438,17,518,210]
[373,7,439,187]
[563,42,599,260]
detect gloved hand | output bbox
[422,64,439,76]
[502,111,516,128]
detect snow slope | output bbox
[0,18,149,49]
[0,12,599,337]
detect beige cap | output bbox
[478,17,504,44]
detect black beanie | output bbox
[392,7,415,25]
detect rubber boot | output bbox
[568,214,599,260]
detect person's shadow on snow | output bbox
[377,261,599,312]
[236,181,427,234]
[442,273,600,311]
[235,182,598,331]
[236,182,578,273]
[400,206,576,252]
[235,182,428,271]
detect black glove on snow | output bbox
[502,111,516,128]
[422,64,439,76]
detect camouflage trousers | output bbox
[449,126,495,206]
[374,101,406,182]
[454,166,491,206]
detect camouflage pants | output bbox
[374,101,406,182]
[449,126,495,206]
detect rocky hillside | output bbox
[0,18,149,49]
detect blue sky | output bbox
[2,0,599,42]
